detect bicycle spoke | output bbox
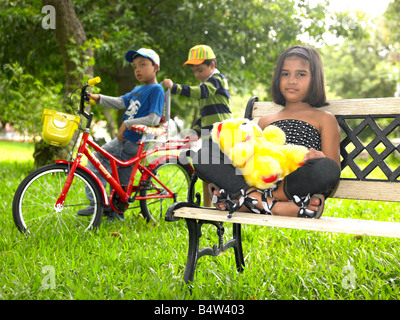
[29,211,53,234]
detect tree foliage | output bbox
[0,0,330,128]
[322,5,399,99]
[0,0,399,147]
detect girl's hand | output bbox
[117,122,127,142]
[163,79,173,89]
[89,93,100,102]
[304,148,326,162]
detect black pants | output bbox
[192,139,341,201]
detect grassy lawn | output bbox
[1,140,400,300]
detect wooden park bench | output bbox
[166,96,400,284]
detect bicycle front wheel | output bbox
[140,159,192,223]
[12,163,104,235]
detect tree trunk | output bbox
[36,0,94,167]
[42,0,93,99]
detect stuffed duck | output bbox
[212,118,308,190]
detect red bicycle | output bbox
[12,77,194,235]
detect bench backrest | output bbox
[244,97,400,202]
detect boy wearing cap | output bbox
[164,44,232,206]
[77,48,164,220]
[164,44,232,138]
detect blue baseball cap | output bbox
[125,48,160,68]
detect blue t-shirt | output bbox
[120,83,165,142]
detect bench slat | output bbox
[332,180,400,202]
[250,97,400,123]
[173,207,400,238]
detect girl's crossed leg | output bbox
[193,142,340,218]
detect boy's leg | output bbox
[116,140,139,186]
[86,138,122,197]
[106,140,139,222]
[78,138,137,216]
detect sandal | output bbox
[208,183,273,219]
[208,183,231,211]
[312,194,325,219]
[226,189,270,219]
[293,193,325,219]
[260,190,278,215]
[236,185,280,216]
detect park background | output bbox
[1,0,399,156]
[1,0,400,301]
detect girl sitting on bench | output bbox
[193,45,341,219]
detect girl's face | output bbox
[279,56,311,105]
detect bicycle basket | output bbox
[42,109,80,147]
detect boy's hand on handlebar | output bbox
[163,79,174,89]
[89,93,100,103]
[117,122,127,142]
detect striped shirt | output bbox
[171,69,232,138]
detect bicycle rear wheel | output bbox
[12,163,104,235]
[140,159,192,223]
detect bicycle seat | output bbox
[131,122,168,136]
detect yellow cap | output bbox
[183,45,216,66]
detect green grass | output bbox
[1,140,400,300]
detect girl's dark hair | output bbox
[271,45,328,108]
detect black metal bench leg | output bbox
[183,218,201,284]
[233,223,245,272]
[181,217,245,286]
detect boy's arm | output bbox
[171,82,215,99]
[168,75,228,100]
[124,113,161,129]
[97,94,126,110]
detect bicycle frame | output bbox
[53,80,193,213]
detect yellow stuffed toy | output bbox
[211,118,309,190]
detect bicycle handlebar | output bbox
[87,76,101,87]
[79,76,102,117]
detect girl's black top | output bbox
[270,119,321,150]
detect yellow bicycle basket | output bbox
[42,109,80,147]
